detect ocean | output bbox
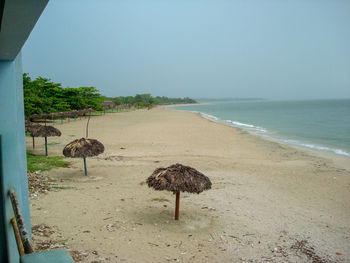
[171,99,350,157]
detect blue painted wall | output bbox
[0,52,31,263]
[0,135,8,263]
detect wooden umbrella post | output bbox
[32,136,35,149]
[83,157,88,176]
[44,136,48,156]
[86,114,91,138]
[175,191,180,220]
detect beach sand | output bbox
[27,107,350,262]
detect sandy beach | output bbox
[27,107,350,263]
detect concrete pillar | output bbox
[0,52,30,263]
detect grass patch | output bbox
[27,151,70,172]
[47,142,60,145]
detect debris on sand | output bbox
[28,172,56,198]
[290,239,336,263]
[28,171,71,199]
[32,223,99,263]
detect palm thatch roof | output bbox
[25,120,37,133]
[29,108,97,120]
[56,112,65,118]
[63,138,104,158]
[102,101,115,106]
[30,125,61,137]
[39,113,50,119]
[147,163,212,194]
[30,114,40,120]
[102,101,115,110]
[26,122,42,133]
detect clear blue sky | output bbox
[23,0,350,100]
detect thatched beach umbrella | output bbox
[63,138,104,176]
[147,163,212,220]
[25,121,42,149]
[30,125,61,156]
[62,114,104,176]
[30,114,39,119]
[25,119,31,133]
[71,110,79,120]
[39,113,50,119]
[56,112,65,123]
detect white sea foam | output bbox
[333,149,350,157]
[283,140,350,157]
[203,114,219,121]
[228,120,254,128]
[225,120,267,133]
[195,112,219,121]
[198,113,268,134]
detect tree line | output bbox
[23,74,197,116]
[23,73,103,116]
[103,94,197,108]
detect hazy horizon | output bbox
[23,0,350,100]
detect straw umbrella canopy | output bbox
[55,112,65,123]
[39,113,50,119]
[63,138,104,158]
[63,111,72,122]
[147,163,212,220]
[25,119,33,133]
[71,110,79,120]
[78,109,87,119]
[30,125,61,156]
[30,113,40,120]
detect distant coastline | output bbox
[194,98,266,103]
[163,102,210,107]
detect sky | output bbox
[23,0,350,100]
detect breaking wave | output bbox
[192,111,350,157]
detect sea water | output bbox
[171,99,350,157]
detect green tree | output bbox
[23,74,104,116]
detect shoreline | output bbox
[166,106,350,159]
[27,108,350,262]
[168,107,350,169]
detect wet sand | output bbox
[27,107,350,262]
